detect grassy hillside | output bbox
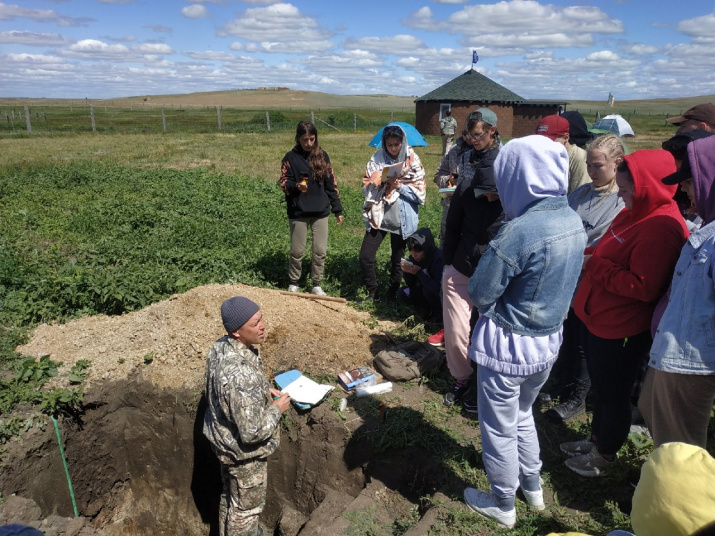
[1,89,712,115]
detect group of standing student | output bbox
[460,104,715,529]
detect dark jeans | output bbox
[585,329,652,456]
[359,229,405,296]
[550,309,589,391]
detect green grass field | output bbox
[1,95,712,534]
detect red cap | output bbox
[535,115,569,141]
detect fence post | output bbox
[390,111,394,122]
[354,113,357,131]
[311,111,315,124]
[162,108,167,132]
[24,105,32,134]
[90,104,96,132]
[216,106,222,131]
[266,111,271,132]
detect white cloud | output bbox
[406,0,623,52]
[0,2,91,25]
[98,0,136,3]
[61,39,130,60]
[402,7,441,31]
[677,12,715,43]
[183,50,236,61]
[343,35,426,56]
[0,30,72,45]
[218,3,334,53]
[182,4,208,19]
[132,43,172,54]
[463,32,593,51]
[447,1,623,35]
[621,43,659,55]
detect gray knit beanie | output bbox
[221,296,260,334]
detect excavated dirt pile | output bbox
[1,284,458,535]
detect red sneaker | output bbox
[427,329,445,347]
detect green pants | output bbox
[288,216,329,286]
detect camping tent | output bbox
[591,114,635,137]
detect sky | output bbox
[2,0,714,101]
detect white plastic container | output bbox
[355,382,393,397]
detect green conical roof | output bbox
[416,69,525,103]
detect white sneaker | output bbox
[463,488,516,528]
[311,286,326,296]
[518,474,545,511]
[288,285,299,293]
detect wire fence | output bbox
[1,104,416,137]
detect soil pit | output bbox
[1,284,465,535]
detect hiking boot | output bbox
[559,438,595,457]
[288,284,299,293]
[546,380,589,422]
[565,446,616,477]
[311,286,327,296]
[427,329,445,348]
[463,488,516,528]
[444,380,469,407]
[518,474,545,511]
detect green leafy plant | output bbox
[69,359,91,384]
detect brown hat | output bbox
[666,103,715,126]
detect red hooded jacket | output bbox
[574,149,688,339]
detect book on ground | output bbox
[338,366,376,391]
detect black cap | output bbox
[661,130,715,185]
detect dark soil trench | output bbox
[1,378,448,535]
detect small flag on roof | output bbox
[472,50,479,64]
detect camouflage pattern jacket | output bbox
[203,336,281,465]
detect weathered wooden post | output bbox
[311,111,315,124]
[24,105,32,135]
[266,111,271,132]
[90,104,96,132]
[162,107,166,132]
[354,113,357,131]
[390,111,394,122]
[217,106,222,131]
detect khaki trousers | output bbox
[288,216,329,286]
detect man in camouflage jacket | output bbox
[204,296,291,536]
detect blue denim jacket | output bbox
[468,196,586,336]
[650,221,715,375]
